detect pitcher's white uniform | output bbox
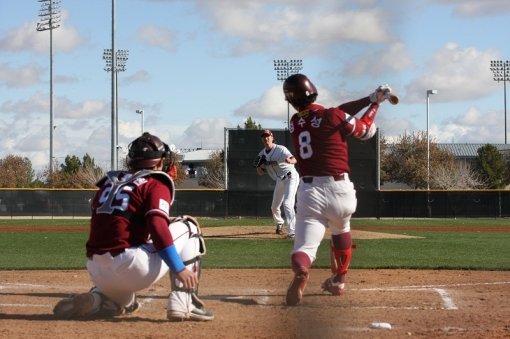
[256,130,299,236]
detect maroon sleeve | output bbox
[338,96,371,116]
[147,213,174,251]
[144,179,174,251]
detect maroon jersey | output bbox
[86,170,175,258]
[289,99,378,177]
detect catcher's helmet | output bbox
[283,73,318,110]
[127,132,171,170]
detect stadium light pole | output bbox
[103,48,128,169]
[426,89,438,190]
[36,0,61,175]
[103,40,129,170]
[490,60,510,144]
[273,59,303,129]
[103,0,129,170]
[114,49,129,166]
[136,109,144,135]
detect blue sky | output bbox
[1,0,510,173]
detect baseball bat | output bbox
[388,94,399,105]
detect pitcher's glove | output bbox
[253,154,267,168]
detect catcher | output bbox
[53,132,213,321]
[254,130,299,238]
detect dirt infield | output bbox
[1,225,509,338]
[1,269,509,338]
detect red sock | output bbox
[331,233,353,284]
[291,251,311,272]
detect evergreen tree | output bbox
[475,144,508,189]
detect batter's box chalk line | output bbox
[353,281,510,310]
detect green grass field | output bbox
[0,218,509,270]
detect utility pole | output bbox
[36,0,61,175]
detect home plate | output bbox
[370,322,392,330]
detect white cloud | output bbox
[435,0,510,17]
[198,0,393,55]
[0,62,45,88]
[234,85,286,119]
[343,42,414,76]
[0,10,84,54]
[234,83,361,125]
[136,25,177,51]
[176,118,231,149]
[0,93,107,119]
[404,43,498,103]
[121,70,151,85]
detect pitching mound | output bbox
[201,226,421,240]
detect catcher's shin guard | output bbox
[167,292,214,321]
[167,215,213,321]
[168,215,206,293]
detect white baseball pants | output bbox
[292,175,357,262]
[271,174,299,234]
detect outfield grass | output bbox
[0,218,508,270]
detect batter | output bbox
[282,73,394,306]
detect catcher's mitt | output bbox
[253,154,266,168]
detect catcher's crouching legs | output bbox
[53,287,139,319]
[166,216,214,322]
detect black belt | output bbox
[302,174,345,183]
[109,248,126,257]
[88,248,125,259]
[280,172,292,180]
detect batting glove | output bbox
[369,84,392,103]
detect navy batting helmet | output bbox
[283,73,318,110]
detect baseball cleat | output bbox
[121,298,140,315]
[53,292,97,319]
[286,233,295,239]
[167,307,214,322]
[286,268,309,306]
[321,277,345,296]
[275,223,283,235]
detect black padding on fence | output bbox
[0,190,509,218]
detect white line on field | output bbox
[2,281,508,311]
[433,288,458,310]
[0,303,49,307]
[0,282,49,289]
[354,281,510,291]
[352,281,510,310]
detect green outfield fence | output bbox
[0,188,509,219]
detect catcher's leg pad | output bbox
[168,215,206,292]
[167,292,214,321]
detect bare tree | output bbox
[431,160,484,189]
[45,154,104,188]
[198,150,224,189]
[73,165,105,188]
[382,131,476,189]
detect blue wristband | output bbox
[159,244,186,273]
